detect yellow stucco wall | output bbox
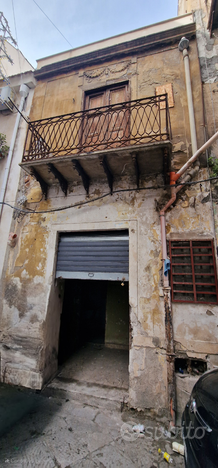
[29,40,204,165]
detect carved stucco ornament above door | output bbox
[83,60,133,82]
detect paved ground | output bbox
[0,384,185,468]
[58,344,129,390]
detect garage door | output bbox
[56,231,129,281]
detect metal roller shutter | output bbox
[56,231,129,281]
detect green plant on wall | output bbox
[0,133,9,159]
[208,156,218,177]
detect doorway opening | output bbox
[58,279,129,390]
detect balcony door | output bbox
[82,84,129,152]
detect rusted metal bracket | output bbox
[72,159,90,195]
[132,154,140,189]
[100,155,113,194]
[48,163,68,196]
[30,166,48,199]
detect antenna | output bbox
[0,11,17,83]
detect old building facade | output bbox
[1,8,218,421]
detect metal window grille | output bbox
[169,240,218,304]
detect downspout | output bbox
[179,37,198,154]
[0,84,29,220]
[175,131,218,191]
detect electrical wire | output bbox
[32,0,73,49]
[11,0,23,81]
[1,175,217,215]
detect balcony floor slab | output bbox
[20,141,172,189]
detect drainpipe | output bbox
[175,130,218,191]
[160,129,218,426]
[0,84,29,220]
[179,37,198,155]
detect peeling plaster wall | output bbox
[190,3,218,273]
[1,177,169,407]
[193,9,218,138]
[193,8,218,251]
[176,1,218,418]
[178,0,212,18]
[0,36,214,414]
[166,167,218,419]
[137,41,204,165]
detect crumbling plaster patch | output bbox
[12,221,48,279]
[173,302,218,355]
[194,10,218,83]
[129,347,167,410]
[0,331,44,388]
[176,373,198,424]
[165,169,213,235]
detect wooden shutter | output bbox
[83,91,106,151]
[83,84,129,151]
[107,86,129,147]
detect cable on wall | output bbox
[0,175,216,216]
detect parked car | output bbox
[182,368,218,467]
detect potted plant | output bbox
[0,133,9,159]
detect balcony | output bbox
[21,94,172,197]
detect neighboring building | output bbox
[0,41,36,284]
[1,9,218,422]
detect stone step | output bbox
[43,378,128,411]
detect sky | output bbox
[1,0,178,68]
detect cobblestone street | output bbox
[0,384,185,467]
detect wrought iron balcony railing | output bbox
[22,94,172,162]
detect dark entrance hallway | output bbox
[57,279,129,392]
[58,279,108,364]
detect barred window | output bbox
[169,240,218,304]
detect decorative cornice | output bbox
[34,23,196,80]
